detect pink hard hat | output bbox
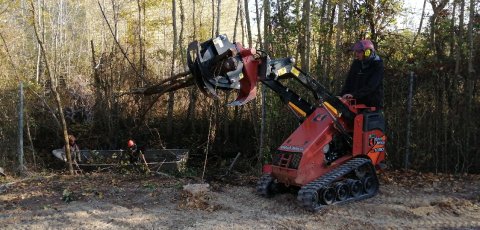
[351,40,375,52]
[127,140,135,148]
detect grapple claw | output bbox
[186,35,260,106]
[227,44,259,106]
[187,41,220,99]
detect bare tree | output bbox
[300,0,311,72]
[186,0,198,133]
[216,0,222,36]
[464,0,476,172]
[137,0,145,79]
[30,0,74,175]
[429,0,449,60]
[324,1,336,81]
[35,0,44,83]
[179,0,185,66]
[239,1,246,45]
[255,0,263,49]
[234,0,241,40]
[167,0,178,137]
[258,0,270,169]
[211,0,215,37]
[314,0,329,80]
[263,0,270,51]
[244,0,253,47]
[365,0,376,41]
[455,0,465,76]
[334,0,344,80]
[193,0,196,39]
[412,0,427,46]
[449,0,456,55]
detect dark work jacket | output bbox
[127,145,146,163]
[340,55,384,109]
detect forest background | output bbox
[0,0,478,175]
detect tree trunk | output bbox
[325,2,336,85]
[244,0,253,47]
[365,0,376,41]
[455,0,465,76]
[334,0,344,81]
[25,112,36,167]
[30,2,73,175]
[239,1,246,45]
[429,0,449,61]
[255,0,263,49]
[142,0,146,75]
[112,0,119,43]
[186,0,198,133]
[464,0,476,172]
[35,0,44,84]
[304,0,311,70]
[234,0,241,40]
[315,0,328,80]
[223,0,243,144]
[179,0,185,66]
[405,72,414,169]
[216,0,222,36]
[244,24,257,148]
[192,0,196,39]
[300,0,311,71]
[258,0,270,169]
[137,0,144,79]
[167,0,178,138]
[294,0,301,62]
[18,82,25,174]
[449,0,457,57]
[436,72,445,172]
[211,0,215,37]
[263,0,270,52]
[412,0,427,46]
[279,1,289,56]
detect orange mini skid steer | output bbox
[187,35,386,212]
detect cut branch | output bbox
[116,71,193,96]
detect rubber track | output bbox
[297,157,379,212]
[256,174,274,197]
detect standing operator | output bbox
[341,39,384,111]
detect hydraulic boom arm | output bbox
[187,35,355,125]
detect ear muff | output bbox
[364,49,371,57]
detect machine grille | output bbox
[272,151,302,169]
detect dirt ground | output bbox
[1,170,479,230]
